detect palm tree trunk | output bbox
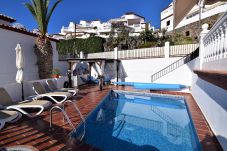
[34,36,53,79]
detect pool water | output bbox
[73,90,201,151]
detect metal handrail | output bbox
[49,105,75,131]
[151,47,199,82]
[63,100,86,141]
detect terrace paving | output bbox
[0,85,223,151]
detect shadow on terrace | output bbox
[0,85,109,151]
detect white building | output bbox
[55,12,154,39]
[160,2,227,32]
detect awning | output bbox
[173,0,227,28]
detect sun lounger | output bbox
[0,110,22,130]
[0,88,51,118]
[32,82,73,104]
[46,79,79,96]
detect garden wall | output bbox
[0,27,67,86]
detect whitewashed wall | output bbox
[155,59,197,86]
[0,28,67,86]
[121,58,186,83]
[192,59,227,150]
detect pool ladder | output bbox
[49,100,86,141]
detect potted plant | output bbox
[52,68,61,78]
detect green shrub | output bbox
[138,41,158,48]
[57,37,105,55]
[52,68,61,75]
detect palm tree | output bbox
[24,0,62,79]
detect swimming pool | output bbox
[73,90,201,151]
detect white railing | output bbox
[86,47,165,59]
[87,51,114,59]
[118,47,164,59]
[203,11,227,63]
[170,43,199,56]
[85,43,198,60]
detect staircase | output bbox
[151,47,199,82]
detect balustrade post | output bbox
[80,51,84,59]
[164,41,170,58]
[114,47,118,59]
[223,22,227,58]
[199,24,209,69]
[219,26,225,59]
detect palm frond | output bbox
[24,0,61,37]
[46,0,62,27]
[24,3,36,20]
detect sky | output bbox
[0,0,172,34]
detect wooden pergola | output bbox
[66,58,120,88]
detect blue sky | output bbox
[0,0,172,34]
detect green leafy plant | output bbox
[57,37,105,55]
[52,68,61,75]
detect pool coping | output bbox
[146,90,223,151]
[110,86,223,151]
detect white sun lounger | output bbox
[46,79,79,96]
[0,110,22,130]
[32,82,73,104]
[0,88,51,118]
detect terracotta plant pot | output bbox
[52,74,60,78]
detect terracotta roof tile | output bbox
[0,14,16,23]
[0,24,58,42]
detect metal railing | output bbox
[49,105,75,130]
[49,100,86,141]
[151,47,199,82]
[63,100,86,141]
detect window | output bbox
[185,31,190,36]
[166,20,170,26]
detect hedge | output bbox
[57,37,105,54]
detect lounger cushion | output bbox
[33,82,47,94]
[0,88,14,106]
[46,80,58,90]
[0,110,19,122]
[44,92,72,97]
[16,100,51,108]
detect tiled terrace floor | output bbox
[0,85,223,151]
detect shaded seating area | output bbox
[0,88,51,118]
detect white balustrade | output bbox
[203,12,227,63]
[170,44,199,56]
[85,43,198,60]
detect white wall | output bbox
[121,57,181,82]
[0,28,67,86]
[121,57,195,85]
[52,41,68,76]
[156,59,196,86]
[160,3,173,20]
[161,15,174,32]
[176,2,227,29]
[0,20,10,25]
[202,58,227,71]
[191,59,227,150]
